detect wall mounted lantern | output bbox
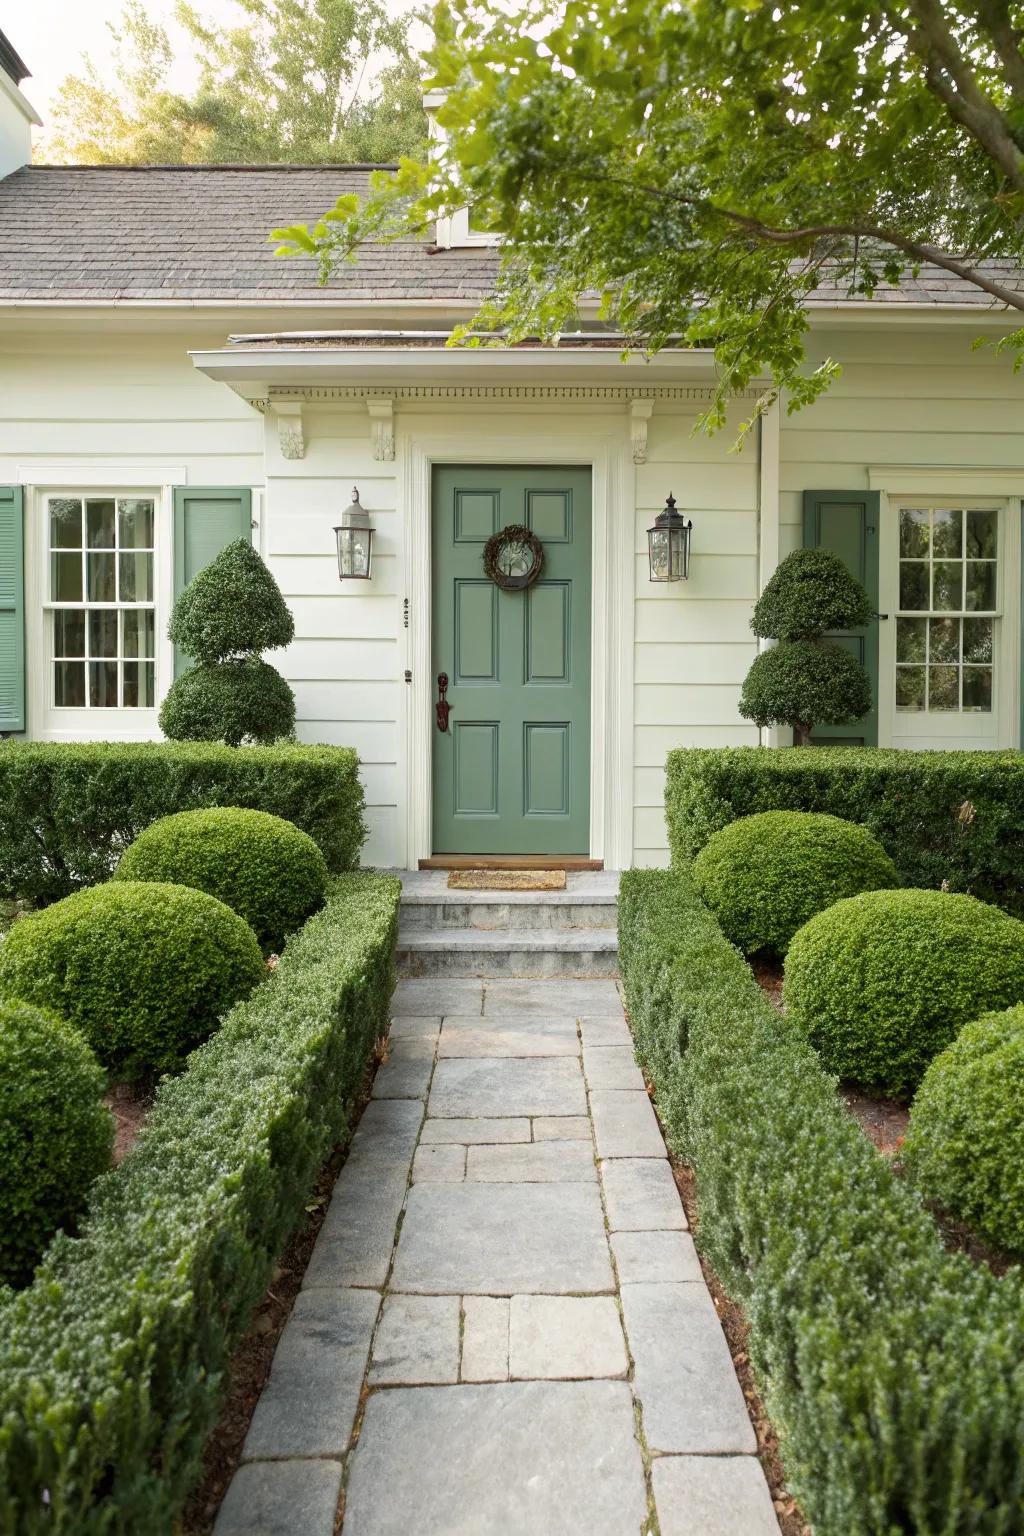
[334,487,374,580]
[647,494,693,582]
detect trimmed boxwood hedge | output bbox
[692,810,898,956]
[0,882,265,1080]
[0,740,365,906]
[904,1004,1024,1256]
[666,745,1024,912]
[619,865,1024,1536]
[114,807,328,953]
[0,1001,114,1288]
[0,872,400,1533]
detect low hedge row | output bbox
[0,740,366,906]
[618,866,1024,1536]
[665,746,1024,911]
[0,872,400,1533]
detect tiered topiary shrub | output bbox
[739,549,873,744]
[115,807,328,953]
[904,1004,1024,1255]
[0,883,264,1080]
[159,540,296,746]
[0,1000,114,1287]
[785,887,1024,1098]
[692,810,899,955]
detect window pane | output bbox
[54,660,85,707]
[122,661,155,709]
[53,609,85,658]
[966,561,996,611]
[49,498,83,549]
[963,617,993,664]
[89,660,118,708]
[899,509,930,558]
[966,510,997,559]
[929,665,959,710]
[118,499,154,550]
[122,609,155,659]
[87,552,116,602]
[88,609,118,658]
[51,551,83,602]
[896,667,926,710]
[86,499,116,549]
[119,551,153,603]
[896,617,927,663]
[963,667,993,711]
[932,508,962,558]
[899,562,929,610]
[932,562,963,611]
[929,617,960,664]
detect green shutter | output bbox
[0,486,25,734]
[172,487,253,676]
[802,490,880,746]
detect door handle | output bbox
[436,672,452,733]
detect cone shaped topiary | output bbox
[161,540,296,747]
[169,539,294,664]
[752,549,873,640]
[740,549,873,745]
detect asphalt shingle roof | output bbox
[0,164,1021,310]
[0,165,500,303]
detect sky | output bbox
[5,0,418,138]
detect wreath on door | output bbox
[483,524,544,590]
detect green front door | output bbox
[431,465,592,855]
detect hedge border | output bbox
[0,740,366,906]
[619,866,1024,1536]
[0,871,400,1533]
[665,746,1024,911]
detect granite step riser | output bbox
[400,901,617,931]
[396,948,620,979]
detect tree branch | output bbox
[895,0,1024,175]
[975,0,1024,102]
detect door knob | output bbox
[436,672,452,733]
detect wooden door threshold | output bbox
[420,854,604,871]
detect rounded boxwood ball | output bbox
[115,807,328,952]
[785,889,1024,1099]
[0,883,264,1080]
[904,1004,1024,1254]
[159,657,296,747]
[693,811,899,956]
[0,999,114,1286]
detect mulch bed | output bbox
[180,1044,386,1535]
[104,1083,154,1165]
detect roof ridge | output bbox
[23,162,399,172]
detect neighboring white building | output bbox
[2,37,1022,869]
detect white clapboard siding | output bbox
[290,681,400,723]
[635,683,749,727]
[634,507,758,557]
[278,638,399,682]
[635,766,668,807]
[271,553,399,598]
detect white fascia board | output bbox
[189,343,723,390]
[0,68,42,127]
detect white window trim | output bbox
[874,488,1021,748]
[25,481,174,741]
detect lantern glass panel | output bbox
[649,528,671,581]
[337,527,372,579]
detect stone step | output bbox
[400,893,617,931]
[396,926,619,979]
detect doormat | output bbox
[448,870,567,891]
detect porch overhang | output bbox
[189,333,730,403]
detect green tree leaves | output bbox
[45,0,427,165]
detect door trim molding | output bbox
[397,425,633,871]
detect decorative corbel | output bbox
[275,400,305,460]
[367,397,395,462]
[629,398,654,466]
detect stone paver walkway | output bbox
[215,978,780,1536]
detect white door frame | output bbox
[869,467,1022,748]
[397,420,635,870]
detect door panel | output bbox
[432,465,592,855]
